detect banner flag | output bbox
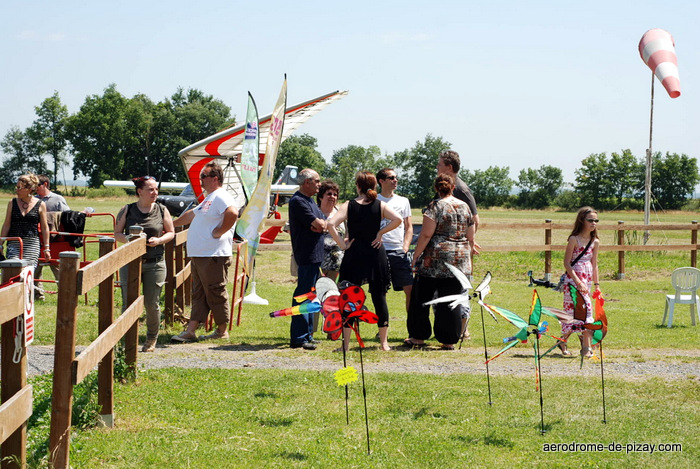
[236,77,288,268]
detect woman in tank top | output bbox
[0,173,50,268]
[115,176,175,352]
[327,171,402,351]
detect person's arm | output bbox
[411,215,436,269]
[173,208,196,227]
[310,217,327,233]
[39,202,51,260]
[591,239,600,292]
[327,201,351,250]
[212,206,238,239]
[113,205,130,244]
[402,205,413,253]
[0,201,12,239]
[564,236,589,295]
[373,202,402,248]
[148,207,176,247]
[466,222,476,256]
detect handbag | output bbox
[553,237,594,292]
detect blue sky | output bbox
[1,0,698,185]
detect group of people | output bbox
[0,155,600,358]
[287,150,481,351]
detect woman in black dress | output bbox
[327,171,402,351]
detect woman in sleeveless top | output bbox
[1,173,50,268]
[560,206,600,358]
[115,176,175,352]
[327,171,402,351]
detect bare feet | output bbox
[379,343,392,351]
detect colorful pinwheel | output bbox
[483,289,563,434]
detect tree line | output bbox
[2,85,699,211]
[1,85,233,187]
[278,134,700,211]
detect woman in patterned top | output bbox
[404,173,475,350]
[0,173,51,268]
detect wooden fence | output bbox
[260,220,700,279]
[47,226,249,468]
[0,260,33,469]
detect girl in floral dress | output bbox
[561,207,600,358]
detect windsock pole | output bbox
[644,71,654,244]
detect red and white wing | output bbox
[178,90,348,203]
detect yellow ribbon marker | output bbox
[334,366,359,386]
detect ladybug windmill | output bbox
[268,278,378,454]
[322,280,377,455]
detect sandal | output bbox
[557,340,572,357]
[402,338,426,348]
[581,347,594,359]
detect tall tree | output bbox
[27,91,69,184]
[154,88,234,181]
[328,145,382,200]
[276,134,326,179]
[0,126,47,184]
[67,84,136,186]
[650,152,700,209]
[461,166,513,208]
[607,149,643,206]
[574,153,611,208]
[517,165,563,209]
[393,134,452,206]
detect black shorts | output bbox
[386,250,414,291]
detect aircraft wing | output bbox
[179,90,348,205]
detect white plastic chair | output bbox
[662,267,700,328]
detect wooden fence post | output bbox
[49,251,80,469]
[97,238,116,427]
[544,220,552,281]
[1,259,27,469]
[617,221,625,280]
[691,221,698,268]
[124,227,142,375]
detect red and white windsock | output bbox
[638,28,681,98]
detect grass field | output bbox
[2,193,699,468]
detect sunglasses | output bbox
[140,176,155,181]
[586,218,600,223]
[385,176,398,180]
[200,173,215,180]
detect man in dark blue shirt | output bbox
[288,168,326,349]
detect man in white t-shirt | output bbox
[376,168,414,313]
[171,162,238,343]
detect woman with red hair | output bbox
[328,171,402,351]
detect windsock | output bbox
[638,28,680,98]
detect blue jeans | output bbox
[290,263,320,345]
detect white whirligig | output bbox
[423,263,473,309]
[638,28,681,98]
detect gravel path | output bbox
[20,342,700,382]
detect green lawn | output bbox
[3,195,699,468]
